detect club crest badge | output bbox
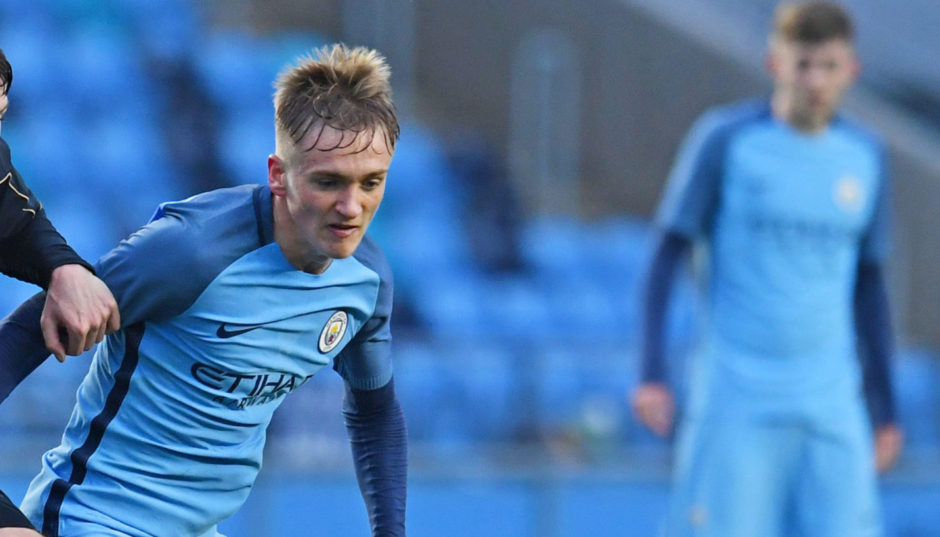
[833,175,865,213]
[318,311,348,353]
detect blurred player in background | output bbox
[0,47,119,537]
[631,2,902,536]
[0,44,406,536]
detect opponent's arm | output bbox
[0,139,118,360]
[343,378,407,536]
[0,139,92,287]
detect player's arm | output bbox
[0,138,91,287]
[854,258,902,473]
[0,139,119,360]
[335,243,406,536]
[854,147,902,473]
[0,204,216,404]
[343,378,407,536]
[631,109,726,437]
[633,231,691,436]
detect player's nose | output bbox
[334,187,363,218]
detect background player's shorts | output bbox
[0,489,35,530]
[662,365,881,537]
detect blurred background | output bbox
[1,0,939,535]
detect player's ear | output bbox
[765,51,777,77]
[765,37,779,77]
[268,154,287,196]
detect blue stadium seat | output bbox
[216,111,275,187]
[121,0,203,62]
[407,270,485,337]
[261,31,332,82]
[0,19,60,109]
[58,24,154,116]
[383,122,462,215]
[893,348,940,446]
[519,217,584,279]
[192,30,272,114]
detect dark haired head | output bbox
[773,1,854,44]
[0,48,11,96]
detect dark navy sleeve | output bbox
[343,378,407,536]
[854,259,896,426]
[334,235,394,391]
[640,231,692,384]
[0,292,48,404]
[859,144,891,263]
[0,137,91,288]
[655,109,728,238]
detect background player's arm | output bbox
[631,109,725,437]
[632,231,690,436]
[854,145,901,473]
[854,258,902,472]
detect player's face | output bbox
[768,38,858,132]
[268,124,391,273]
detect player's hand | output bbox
[0,528,44,536]
[631,382,675,437]
[41,264,120,362]
[874,423,903,473]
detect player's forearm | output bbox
[854,260,896,426]
[0,292,51,404]
[0,211,92,288]
[640,231,690,384]
[343,378,407,536]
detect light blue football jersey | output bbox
[20,185,394,537]
[657,100,890,397]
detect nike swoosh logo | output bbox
[216,323,266,339]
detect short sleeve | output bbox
[859,147,891,264]
[334,236,394,390]
[655,110,732,238]
[95,189,264,327]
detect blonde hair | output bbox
[274,44,399,157]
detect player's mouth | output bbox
[327,223,359,238]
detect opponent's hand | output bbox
[41,264,120,362]
[631,383,675,437]
[874,423,903,473]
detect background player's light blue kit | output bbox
[656,100,889,537]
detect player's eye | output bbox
[313,177,339,188]
[362,178,384,191]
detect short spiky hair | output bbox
[773,1,854,44]
[274,44,399,156]
[0,48,12,96]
